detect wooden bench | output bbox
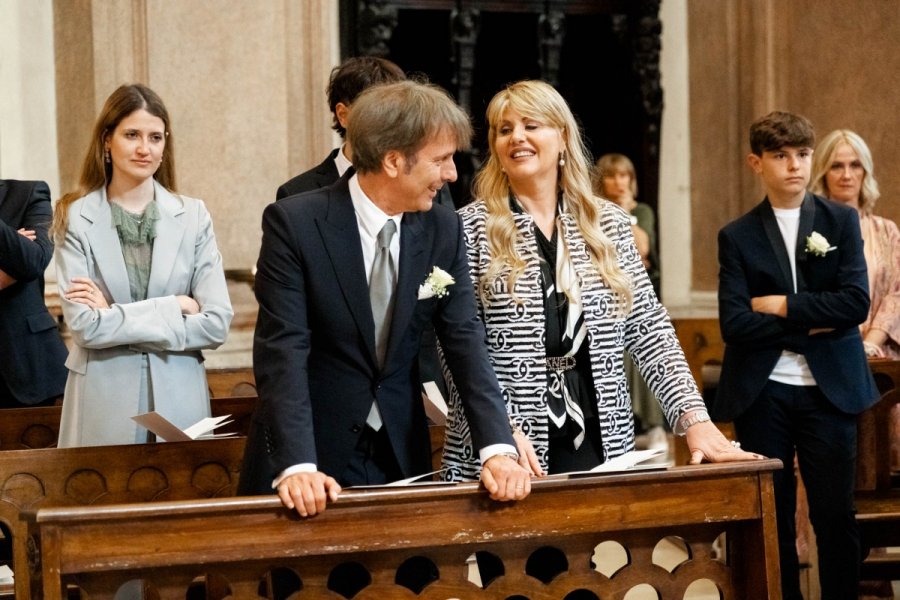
[0,437,246,599]
[673,318,900,586]
[206,367,256,398]
[27,459,783,599]
[854,359,900,580]
[0,395,257,451]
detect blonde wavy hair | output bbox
[810,129,881,214]
[473,80,632,314]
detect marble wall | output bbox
[2,0,897,304]
[688,0,900,292]
[51,0,340,270]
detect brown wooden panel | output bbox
[0,437,245,599]
[28,460,783,599]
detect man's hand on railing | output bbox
[482,454,532,501]
[276,471,341,517]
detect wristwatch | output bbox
[676,410,711,436]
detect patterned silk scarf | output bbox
[544,219,589,449]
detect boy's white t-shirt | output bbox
[768,206,817,387]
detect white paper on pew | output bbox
[554,447,669,478]
[131,412,235,442]
[348,469,450,489]
[591,447,667,472]
[0,564,13,583]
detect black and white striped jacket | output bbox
[440,198,704,481]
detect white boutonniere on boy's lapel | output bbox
[805,231,836,257]
[418,266,455,300]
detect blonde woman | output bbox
[53,84,232,447]
[810,130,899,360]
[441,80,758,480]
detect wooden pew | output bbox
[0,437,246,600]
[0,407,60,451]
[27,459,783,599]
[206,367,256,398]
[854,359,900,580]
[0,395,257,451]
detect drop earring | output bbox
[104,148,111,164]
[558,151,566,167]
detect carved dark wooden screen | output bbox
[340,0,662,217]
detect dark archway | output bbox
[340,0,663,216]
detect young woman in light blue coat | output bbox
[52,84,232,447]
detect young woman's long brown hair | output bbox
[52,83,177,242]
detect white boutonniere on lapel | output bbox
[805,231,836,257]
[418,266,455,300]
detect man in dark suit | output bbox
[0,179,68,408]
[240,80,531,517]
[277,55,452,409]
[713,112,879,600]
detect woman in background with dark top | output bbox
[593,153,665,439]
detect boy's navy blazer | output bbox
[713,192,878,422]
[240,175,512,494]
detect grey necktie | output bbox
[366,219,397,430]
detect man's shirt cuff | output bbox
[272,463,317,489]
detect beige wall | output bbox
[51,0,339,269]
[5,1,898,299]
[0,0,59,190]
[688,0,900,292]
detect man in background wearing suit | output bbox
[276,55,454,211]
[240,81,531,518]
[713,111,879,600]
[0,179,68,409]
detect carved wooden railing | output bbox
[206,366,257,399]
[0,438,245,599]
[854,359,900,580]
[27,460,783,599]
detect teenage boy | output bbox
[712,111,878,600]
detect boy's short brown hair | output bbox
[749,111,815,155]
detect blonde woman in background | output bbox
[53,83,232,447]
[810,129,899,360]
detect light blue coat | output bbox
[55,182,233,447]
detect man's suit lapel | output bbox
[759,199,796,292]
[794,193,817,292]
[0,181,8,216]
[82,189,133,304]
[384,211,428,368]
[315,149,341,189]
[147,183,186,298]
[316,182,379,366]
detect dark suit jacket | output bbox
[276,148,453,400]
[239,175,513,494]
[0,180,68,405]
[276,147,455,208]
[712,192,878,421]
